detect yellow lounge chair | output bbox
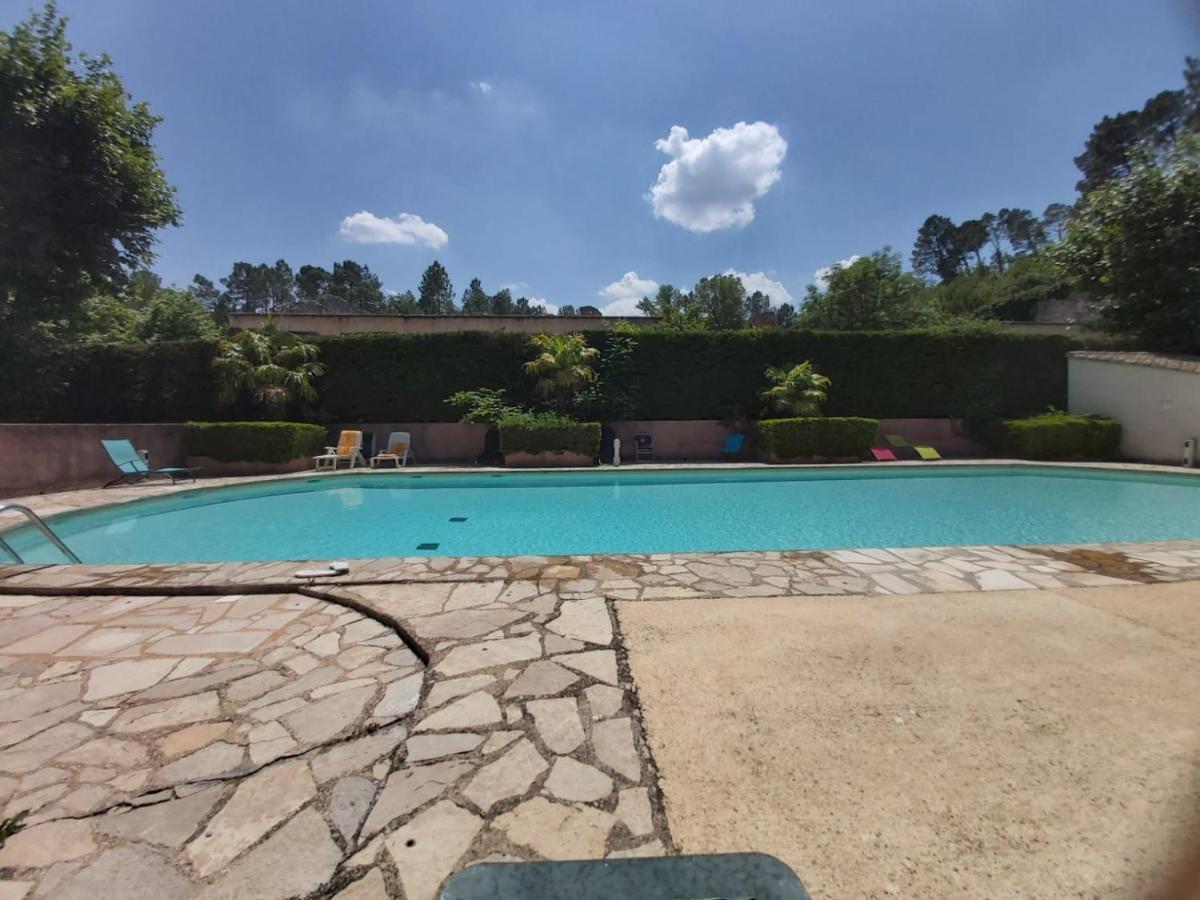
[313,430,366,470]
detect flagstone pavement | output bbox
[0,578,669,899]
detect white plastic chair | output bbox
[371,431,415,468]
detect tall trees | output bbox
[330,260,384,311]
[418,261,455,314]
[1056,137,1200,352]
[461,278,489,314]
[693,274,748,329]
[911,215,965,282]
[0,3,180,330]
[220,260,295,313]
[1073,57,1199,195]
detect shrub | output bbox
[184,421,328,462]
[756,416,879,460]
[498,412,601,456]
[1000,412,1121,460]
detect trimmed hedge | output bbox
[314,329,1094,421]
[184,421,328,463]
[1000,413,1121,460]
[756,416,879,460]
[499,415,601,456]
[1,328,1116,424]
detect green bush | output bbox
[756,416,879,460]
[499,413,601,456]
[1000,412,1121,460]
[184,421,328,462]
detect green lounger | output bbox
[885,434,942,460]
[101,439,200,488]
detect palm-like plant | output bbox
[213,323,325,417]
[760,361,831,417]
[522,333,599,409]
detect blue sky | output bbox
[4,1,1196,313]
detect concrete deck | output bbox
[619,584,1200,899]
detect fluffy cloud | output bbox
[598,271,659,316]
[647,121,787,233]
[339,211,448,249]
[526,297,559,315]
[812,255,862,289]
[472,80,493,95]
[724,270,794,307]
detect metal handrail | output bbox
[0,503,81,564]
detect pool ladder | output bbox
[0,503,81,564]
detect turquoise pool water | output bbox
[5,466,1200,564]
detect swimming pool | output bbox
[5,465,1200,564]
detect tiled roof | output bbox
[1069,350,1200,375]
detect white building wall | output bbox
[1068,356,1200,464]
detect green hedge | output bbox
[756,416,879,460]
[312,329,1093,421]
[1,328,1113,424]
[184,421,328,463]
[499,415,601,456]
[1000,413,1121,460]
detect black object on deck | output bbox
[439,852,812,900]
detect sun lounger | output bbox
[371,432,414,468]
[885,434,941,461]
[313,430,366,470]
[869,447,898,461]
[101,439,199,488]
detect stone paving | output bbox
[5,539,1200,599]
[0,580,670,899]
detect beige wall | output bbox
[0,424,188,498]
[1068,357,1200,464]
[231,313,657,336]
[343,423,490,464]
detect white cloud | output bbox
[812,255,862,289]
[526,297,558,315]
[724,270,794,307]
[472,80,493,95]
[339,211,448,249]
[598,271,659,316]
[647,121,787,233]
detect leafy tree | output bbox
[137,288,218,341]
[1055,137,1200,351]
[190,274,226,324]
[760,361,831,416]
[693,274,747,329]
[799,249,931,329]
[447,388,525,423]
[418,261,455,314]
[1073,57,1199,194]
[980,212,1007,272]
[0,3,180,329]
[212,323,324,417]
[776,302,797,328]
[557,304,578,316]
[575,327,640,419]
[522,332,599,410]
[72,295,142,343]
[330,260,384,311]
[912,215,966,282]
[461,278,489,314]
